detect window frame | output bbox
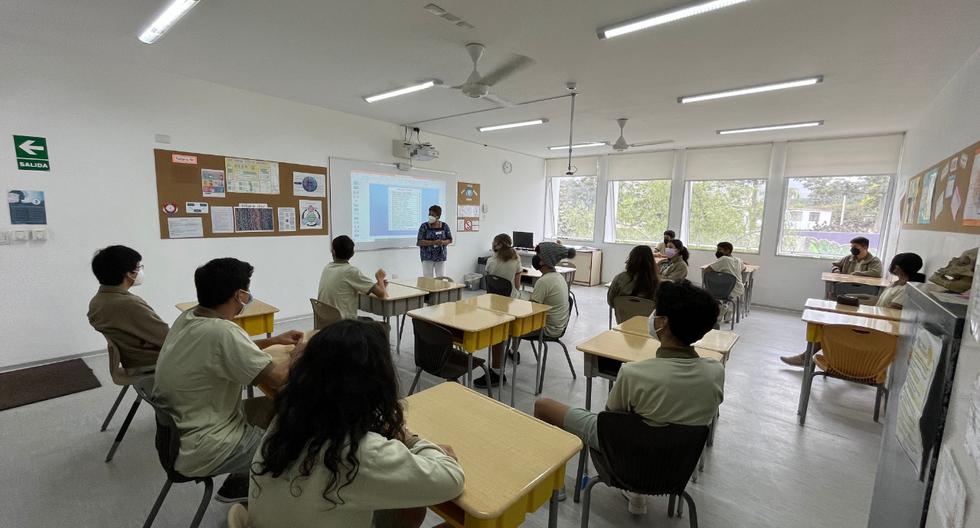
[546,173,599,242]
[681,178,769,255]
[774,173,894,261]
[603,178,673,245]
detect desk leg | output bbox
[548,489,559,528]
[535,332,546,395]
[467,353,473,389]
[797,341,815,425]
[607,306,612,329]
[585,375,593,411]
[486,346,494,400]
[396,315,407,355]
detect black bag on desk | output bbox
[836,295,861,306]
[928,247,977,293]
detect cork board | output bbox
[900,139,980,234]
[153,149,329,239]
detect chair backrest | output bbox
[102,336,151,386]
[132,384,188,480]
[595,412,709,496]
[702,270,737,300]
[818,325,898,384]
[834,282,880,297]
[612,296,656,325]
[227,503,249,528]
[411,319,456,374]
[309,298,342,330]
[485,274,514,297]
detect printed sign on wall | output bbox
[456,182,480,232]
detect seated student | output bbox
[87,245,169,370]
[707,241,745,320]
[660,238,690,282]
[654,230,675,255]
[317,235,388,320]
[831,236,883,277]
[534,281,724,515]
[874,253,926,309]
[476,242,572,388]
[607,245,661,306]
[152,258,303,502]
[249,320,464,528]
[485,233,522,295]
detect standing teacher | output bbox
[417,205,453,278]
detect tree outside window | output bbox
[685,179,767,252]
[607,180,671,244]
[552,176,597,241]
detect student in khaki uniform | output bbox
[317,235,388,320]
[831,236,883,277]
[534,281,724,515]
[607,245,661,306]
[653,229,675,255]
[485,233,523,294]
[152,258,303,503]
[707,241,745,322]
[87,245,168,369]
[660,238,690,282]
[250,320,464,528]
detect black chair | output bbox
[576,412,709,528]
[558,259,579,317]
[134,384,217,528]
[409,319,492,397]
[519,295,576,395]
[702,270,739,331]
[611,295,656,325]
[484,274,514,297]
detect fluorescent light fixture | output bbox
[717,121,824,135]
[679,76,823,104]
[547,142,607,151]
[598,0,750,39]
[478,119,548,132]
[364,81,440,103]
[138,0,202,44]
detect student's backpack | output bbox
[928,247,978,293]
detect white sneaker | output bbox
[621,490,647,515]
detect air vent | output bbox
[423,3,475,29]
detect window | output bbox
[777,175,892,258]
[685,179,768,252]
[606,180,672,243]
[550,175,597,240]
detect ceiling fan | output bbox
[441,43,534,107]
[607,118,673,151]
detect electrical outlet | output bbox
[31,228,47,241]
[12,230,29,241]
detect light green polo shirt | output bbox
[530,271,569,337]
[607,345,725,426]
[151,307,271,477]
[486,255,522,297]
[317,261,378,320]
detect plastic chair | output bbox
[409,319,492,398]
[133,384,218,528]
[519,295,577,394]
[227,504,249,528]
[100,337,154,462]
[576,412,709,528]
[485,274,514,297]
[834,282,880,297]
[611,296,656,325]
[801,324,898,423]
[702,271,739,330]
[309,298,342,330]
[558,259,579,316]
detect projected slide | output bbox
[351,171,445,242]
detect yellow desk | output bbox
[519,266,576,293]
[576,330,724,411]
[459,294,551,405]
[820,271,892,299]
[803,298,902,321]
[407,302,514,394]
[359,283,429,354]
[176,299,278,337]
[393,277,466,305]
[613,315,739,363]
[404,383,581,528]
[797,309,900,425]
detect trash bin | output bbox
[463,272,483,291]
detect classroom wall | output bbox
[0,36,544,369]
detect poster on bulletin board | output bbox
[901,139,980,234]
[456,181,480,232]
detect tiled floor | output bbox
[0,285,883,527]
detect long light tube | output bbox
[547,142,606,151]
[364,81,439,103]
[477,119,548,132]
[717,121,823,135]
[679,76,823,104]
[138,0,202,44]
[598,0,750,40]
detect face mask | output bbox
[715,251,724,259]
[850,247,861,256]
[648,312,667,340]
[428,215,438,223]
[531,255,542,270]
[131,269,144,286]
[664,238,670,244]
[665,248,677,258]
[237,290,253,316]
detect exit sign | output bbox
[13,135,50,171]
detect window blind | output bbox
[785,134,903,177]
[684,143,773,181]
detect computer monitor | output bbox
[513,231,534,250]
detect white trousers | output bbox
[421,260,446,278]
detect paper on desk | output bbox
[934,446,967,528]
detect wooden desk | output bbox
[612,316,739,363]
[407,302,514,392]
[797,309,901,425]
[803,298,902,321]
[520,266,576,290]
[175,299,278,337]
[359,283,428,354]
[576,330,724,411]
[459,294,551,405]
[404,383,581,528]
[820,272,891,299]
[393,277,465,305]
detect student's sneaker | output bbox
[621,490,648,515]
[215,473,249,504]
[473,370,506,388]
[779,353,805,367]
[556,485,567,502]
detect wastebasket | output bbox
[463,272,483,291]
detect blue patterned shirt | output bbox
[417,222,452,262]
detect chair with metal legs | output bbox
[408,319,492,398]
[519,295,577,394]
[558,259,579,316]
[100,338,154,463]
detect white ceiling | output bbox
[4,0,980,158]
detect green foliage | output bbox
[687,180,767,251]
[780,234,849,258]
[613,180,671,243]
[790,175,890,233]
[555,176,596,240]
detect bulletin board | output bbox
[456,181,480,232]
[153,149,329,239]
[900,138,980,234]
